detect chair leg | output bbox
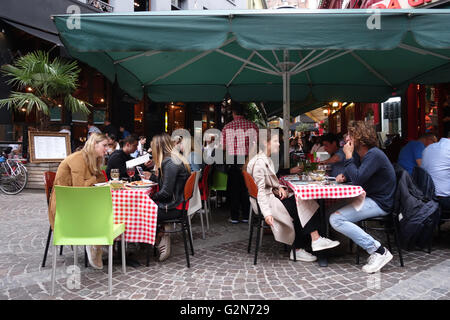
[248,206,253,233]
[42,226,52,268]
[60,246,63,255]
[355,243,360,265]
[291,245,297,261]
[393,227,404,267]
[199,210,206,240]
[386,232,392,253]
[187,222,195,256]
[259,219,264,248]
[204,200,210,230]
[181,222,191,268]
[188,215,194,243]
[84,246,88,268]
[248,214,254,254]
[73,246,77,266]
[254,216,262,265]
[51,245,57,296]
[121,234,126,274]
[108,245,113,295]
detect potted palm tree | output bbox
[0,50,90,130]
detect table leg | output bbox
[317,199,328,267]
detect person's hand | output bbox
[143,171,151,180]
[265,215,274,226]
[147,147,152,153]
[336,174,346,183]
[144,159,153,168]
[278,187,288,200]
[343,138,354,159]
[290,165,303,174]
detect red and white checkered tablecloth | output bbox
[111,188,158,245]
[280,176,366,227]
[284,181,365,200]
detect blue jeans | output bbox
[329,197,388,255]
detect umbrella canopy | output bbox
[52,9,450,167]
[53,9,450,106]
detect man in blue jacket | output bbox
[397,133,437,175]
[330,121,396,274]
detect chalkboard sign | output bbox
[28,131,71,163]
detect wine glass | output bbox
[111,169,119,181]
[126,167,135,182]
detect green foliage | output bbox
[245,102,267,128]
[0,50,90,115]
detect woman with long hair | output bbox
[150,133,191,262]
[48,133,108,269]
[246,130,340,262]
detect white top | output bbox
[422,138,450,197]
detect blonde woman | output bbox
[48,133,108,269]
[150,133,191,261]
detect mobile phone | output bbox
[136,166,144,177]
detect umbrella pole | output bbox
[282,68,290,170]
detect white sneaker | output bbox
[290,249,317,262]
[311,237,340,252]
[86,245,103,269]
[158,234,171,262]
[362,249,393,273]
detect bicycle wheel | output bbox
[0,161,28,195]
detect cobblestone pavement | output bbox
[1,190,449,300]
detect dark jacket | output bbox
[411,166,437,202]
[394,165,440,250]
[151,157,190,211]
[106,150,139,181]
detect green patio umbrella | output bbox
[52,9,450,167]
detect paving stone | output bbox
[1,190,450,300]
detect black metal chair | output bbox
[354,170,405,267]
[354,213,404,267]
[411,166,447,249]
[242,170,296,265]
[150,171,196,268]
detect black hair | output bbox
[231,101,245,115]
[321,133,339,146]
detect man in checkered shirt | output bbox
[222,102,259,224]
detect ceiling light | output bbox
[332,102,339,107]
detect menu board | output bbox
[28,131,71,163]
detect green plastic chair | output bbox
[209,170,228,211]
[51,186,126,296]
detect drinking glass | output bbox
[127,167,135,182]
[111,169,119,181]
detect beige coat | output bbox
[48,151,106,230]
[246,152,295,245]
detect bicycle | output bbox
[0,147,28,195]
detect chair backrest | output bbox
[187,170,202,216]
[53,186,114,246]
[242,170,258,199]
[199,164,211,200]
[211,169,227,191]
[184,171,198,202]
[43,171,56,205]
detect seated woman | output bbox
[246,131,340,262]
[48,133,109,269]
[329,121,396,274]
[149,133,191,262]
